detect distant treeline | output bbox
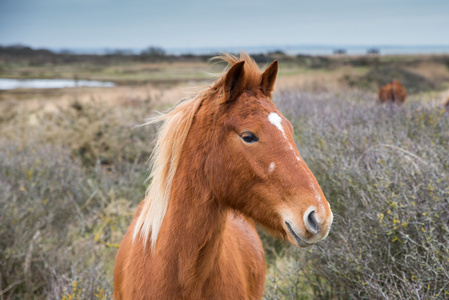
[1,45,292,66]
[2,45,449,73]
[0,45,214,65]
[0,44,331,66]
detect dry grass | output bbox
[0,92,158,299]
[1,55,449,299]
[264,90,449,299]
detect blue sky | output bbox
[1,0,448,50]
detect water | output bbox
[0,78,115,90]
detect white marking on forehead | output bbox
[268,113,285,138]
[268,112,301,162]
[268,162,275,173]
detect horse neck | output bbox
[155,150,228,294]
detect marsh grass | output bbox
[1,86,448,299]
[0,99,155,299]
[264,91,449,299]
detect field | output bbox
[1,49,449,299]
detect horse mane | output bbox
[133,53,264,249]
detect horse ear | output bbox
[222,61,246,103]
[260,60,278,99]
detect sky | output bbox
[1,0,449,51]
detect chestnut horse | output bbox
[113,53,333,299]
[378,79,407,104]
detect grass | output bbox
[0,61,218,85]
[1,54,449,299]
[263,91,449,299]
[0,98,156,299]
[2,51,449,90]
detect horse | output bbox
[113,53,333,299]
[378,79,407,104]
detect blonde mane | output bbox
[133,53,264,249]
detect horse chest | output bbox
[135,250,263,300]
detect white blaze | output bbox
[268,162,275,173]
[268,113,286,138]
[267,112,301,162]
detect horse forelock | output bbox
[133,52,267,249]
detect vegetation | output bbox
[1,50,449,299]
[0,99,157,299]
[0,45,216,85]
[264,91,449,299]
[2,45,449,91]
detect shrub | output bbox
[264,90,449,299]
[0,100,154,299]
[2,87,448,298]
[352,66,436,93]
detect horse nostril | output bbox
[307,211,318,235]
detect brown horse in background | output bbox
[113,53,333,299]
[378,79,407,104]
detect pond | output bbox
[0,78,115,90]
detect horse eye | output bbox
[241,132,259,143]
